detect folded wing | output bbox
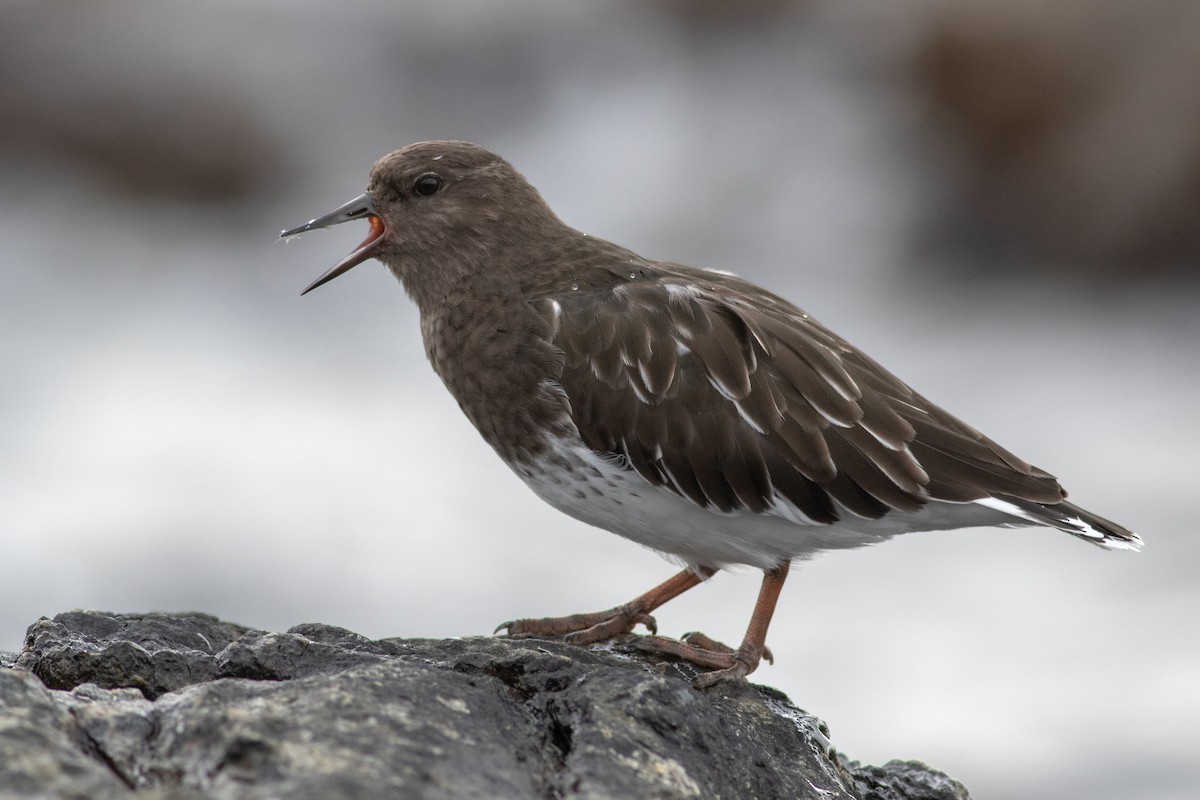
[540,266,1065,526]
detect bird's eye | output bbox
[414,174,442,196]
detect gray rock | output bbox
[2,611,970,800]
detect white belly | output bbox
[514,437,1018,571]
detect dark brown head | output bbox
[282,141,565,305]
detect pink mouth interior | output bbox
[343,214,385,266]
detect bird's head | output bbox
[281,141,561,298]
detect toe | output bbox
[632,636,737,670]
[500,608,656,643]
[679,631,733,654]
[693,661,752,689]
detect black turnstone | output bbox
[282,141,1142,688]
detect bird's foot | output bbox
[496,568,711,649]
[680,631,773,666]
[495,605,657,646]
[634,631,772,688]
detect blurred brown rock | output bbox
[914,0,1200,274]
[0,1,283,203]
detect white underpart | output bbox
[518,434,1030,570]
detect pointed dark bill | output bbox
[280,193,386,295]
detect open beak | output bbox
[280,193,386,295]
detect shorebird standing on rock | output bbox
[282,141,1141,688]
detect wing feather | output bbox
[543,265,1065,528]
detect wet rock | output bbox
[2,610,970,799]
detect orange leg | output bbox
[636,562,790,688]
[497,566,718,646]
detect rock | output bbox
[2,611,970,800]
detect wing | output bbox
[537,265,1064,525]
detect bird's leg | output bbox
[497,566,717,646]
[635,562,790,688]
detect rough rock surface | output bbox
[1,611,970,800]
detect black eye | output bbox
[414,174,442,196]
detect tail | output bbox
[977,495,1143,551]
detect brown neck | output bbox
[392,241,572,466]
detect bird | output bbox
[281,140,1142,688]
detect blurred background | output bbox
[2,1,1197,797]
